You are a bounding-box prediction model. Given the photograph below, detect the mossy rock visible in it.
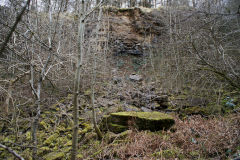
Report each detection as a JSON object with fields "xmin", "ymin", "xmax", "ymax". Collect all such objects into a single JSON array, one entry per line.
[{"xmin": 101, "ymin": 112, "xmax": 175, "ymax": 133}]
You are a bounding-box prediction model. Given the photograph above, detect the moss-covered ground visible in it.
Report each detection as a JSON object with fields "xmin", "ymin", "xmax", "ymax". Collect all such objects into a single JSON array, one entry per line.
[{"xmin": 0, "ymin": 89, "xmax": 239, "ymax": 159}]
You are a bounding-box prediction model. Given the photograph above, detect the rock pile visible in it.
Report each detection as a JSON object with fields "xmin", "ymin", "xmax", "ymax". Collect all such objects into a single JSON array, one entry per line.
[{"xmin": 128, "ymin": 90, "xmax": 172, "ymax": 111}]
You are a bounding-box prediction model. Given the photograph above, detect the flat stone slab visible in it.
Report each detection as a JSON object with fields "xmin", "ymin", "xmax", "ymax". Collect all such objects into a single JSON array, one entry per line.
[
  {"xmin": 101, "ymin": 112, "xmax": 175, "ymax": 133},
  {"xmin": 129, "ymin": 74, "xmax": 143, "ymax": 81}
]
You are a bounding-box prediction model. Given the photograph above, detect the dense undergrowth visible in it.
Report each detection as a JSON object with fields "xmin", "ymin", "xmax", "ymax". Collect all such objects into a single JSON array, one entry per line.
[{"xmin": 94, "ymin": 114, "xmax": 240, "ymax": 160}]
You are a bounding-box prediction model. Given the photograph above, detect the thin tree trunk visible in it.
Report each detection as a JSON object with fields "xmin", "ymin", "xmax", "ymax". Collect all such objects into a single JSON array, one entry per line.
[
  {"xmin": 71, "ymin": 1, "xmax": 85, "ymax": 159},
  {"xmin": 32, "ymin": 0, "xmax": 53, "ymax": 158},
  {"xmin": 91, "ymin": 82, "xmax": 103, "ymax": 140},
  {"xmin": 31, "ymin": 77, "xmax": 41, "ymax": 160},
  {"xmin": 3, "ymin": 81, "xmax": 12, "ymax": 115},
  {"xmin": 91, "ymin": 6, "xmax": 103, "ymax": 140}
]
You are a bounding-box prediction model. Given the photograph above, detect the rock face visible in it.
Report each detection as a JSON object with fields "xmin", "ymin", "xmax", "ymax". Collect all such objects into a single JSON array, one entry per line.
[
  {"xmin": 101, "ymin": 112, "xmax": 175, "ymax": 133},
  {"xmin": 107, "ymin": 7, "xmax": 166, "ymax": 56}
]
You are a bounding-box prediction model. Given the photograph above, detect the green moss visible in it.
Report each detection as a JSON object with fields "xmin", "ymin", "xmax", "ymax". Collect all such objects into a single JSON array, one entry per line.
[
  {"xmin": 109, "ymin": 123, "xmax": 129, "ymax": 133},
  {"xmin": 154, "ymin": 102, "xmax": 161, "ymax": 108},
  {"xmin": 91, "ymin": 149, "xmax": 103, "ymax": 157},
  {"xmin": 119, "ymin": 130, "xmax": 132, "ymax": 139},
  {"xmin": 44, "ymin": 111, "xmax": 51, "ymax": 114},
  {"xmin": 56, "ymin": 125, "xmax": 67, "ymax": 133},
  {"xmin": 62, "ymin": 147, "xmax": 71, "ymax": 152},
  {"xmin": 152, "ymin": 151, "xmax": 162, "ymax": 157},
  {"xmin": 40, "ymin": 147, "xmax": 51, "ymax": 151},
  {"xmin": 110, "ymin": 112, "xmax": 173, "ymax": 121},
  {"xmin": 77, "ymin": 154, "xmax": 83, "ymax": 159},
  {"xmin": 49, "ymin": 98, "xmax": 66, "ymax": 111},
  {"xmin": 79, "ymin": 123, "xmax": 92, "ymax": 134},
  {"xmin": 38, "ymin": 131, "xmax": 47, "ymax": 142},
  {"xmin": 0, "ymin": 151, "xmax": 14, "ymax": 159},
  {"xmin": 67, "ymin": 134, "xmax": 72, "ymax": 138},
  {"xmin": 64, "ymin": 140, "xmax": 72, "ymax": 147},
  {"xmin": 162, "ymin": 150, "xmax": 177, "ymax": 158},
  {"xmin": 25, "ymin": 131, "xmax": 31, "ymax": 140},
  {"xmin": 43, "ymin": 152, "xmax": 64, "ymax": 160},
  {"xmin": 3, "ymin": 136, "xmax": 14, "ymax": 143},
  {"xmin": 22, "ymin": 148, "xmax": 32, "ymax": 160},
  {"xmin": 66, "ymin": 94, "xmax": 73, "ymax": 100},
  {"xmin": 38, "ymin": 147, "xmax": 51, "ymax": 156},
  {"xmin": 55, "ymin": 136, "xmax": 69, "ymax": 148},
  {"xmin": 43, "ymin": 133, "xmax": 59, "ymax": 145},
  {"xmin": 84, "ymin": 89, "xmax": 92, "ymax": 96},
  {"xmin": 40, "ymin": 120, "xmax": 50, "ymax": 130}
]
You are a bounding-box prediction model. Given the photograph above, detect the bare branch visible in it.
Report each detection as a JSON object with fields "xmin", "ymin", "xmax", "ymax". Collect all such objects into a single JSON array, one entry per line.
[
  {"xmin": 0, "ymin": 0, "xmax": 31, "ymax": 57},
  {"xmin": 0, "ymin": 143, "xmax": 25, "ymax": 160}
]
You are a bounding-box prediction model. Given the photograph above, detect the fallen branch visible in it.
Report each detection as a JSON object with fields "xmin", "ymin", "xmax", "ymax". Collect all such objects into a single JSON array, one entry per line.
[{"xmin": 0, "ymin": 143, "xmax": 25, "ymax": 160}]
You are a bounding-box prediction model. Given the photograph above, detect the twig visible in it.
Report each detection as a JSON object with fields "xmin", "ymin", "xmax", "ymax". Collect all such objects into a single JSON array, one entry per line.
[
  {"xmin": 83, "ymin": 0, "xmax": 104, "ymax": 21},
  {"xmin": 0, "ymin": 143, "xmax": 25, "ymax": 160}
]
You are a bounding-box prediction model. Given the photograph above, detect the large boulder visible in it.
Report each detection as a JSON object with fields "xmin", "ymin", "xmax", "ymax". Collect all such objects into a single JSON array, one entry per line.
[{"xmin": 101, "ymin": 112, "xmax": 175, "ymax": 133}]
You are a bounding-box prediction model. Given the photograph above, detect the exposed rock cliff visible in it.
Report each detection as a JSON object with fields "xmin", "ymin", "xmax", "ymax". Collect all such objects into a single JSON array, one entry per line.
[{"xmin": 106, "ymin": 7, "xmax": 167, "ymax": 56}]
